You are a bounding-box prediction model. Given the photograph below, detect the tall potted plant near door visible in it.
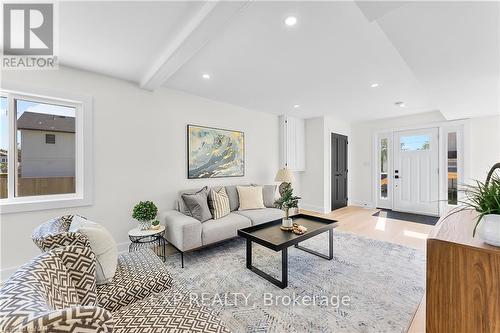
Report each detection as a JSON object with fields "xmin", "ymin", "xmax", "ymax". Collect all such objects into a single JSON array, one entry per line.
[{"xmin": 455, "ymin": 163, "xmax": 500, "ymax": 246}]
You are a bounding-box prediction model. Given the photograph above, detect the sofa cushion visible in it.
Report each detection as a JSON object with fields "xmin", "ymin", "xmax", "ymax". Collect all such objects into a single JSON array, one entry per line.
[
  {"xmin": 181, "ymin": 187, "xmax": 212, "ymax": 222},
  {"xmin": 237, "ymin": 185, "xmax": 265, "ymax": 210},
  {"xmin": 210, "ymin": 187, "xmax": 231, "ymax": 219},
  {"xmin": 97, "ymin": 248, "xmax": 173, "ymax": 312},
  {"xmin": 234, "ymin": 208, "xmax": 284, "ymax": 225},
  {"xmin": 113, "ymin": 285, "xmax": 229, "ymax": 333},
  {"xmin": 202, "ymin": 213, "xmax": 251, "ymax": 245},
  {"xmin": 262, "ymin": 184, "xmax": 278, "ymax": 208},
  {"xmin": 178, "ymin": 187, "xmax": 208, "ymax": 214},
  {"xmin": 0, "ymin": 247, "xmax": 113, "ymax": 333},
  {"xmin": 51, "ymin": 245, "xmax": 98, "ymax": 306},
  {"xmin": 69, "ymin": 215, "xmax": 118, "ymax": 285},
  {"xmin": 224, "ymin": 185, "xmax": 240, "ymax": 211},
  {"xmin": 32, "ymin": 215, "xmax": 91, "ymax": 252}
]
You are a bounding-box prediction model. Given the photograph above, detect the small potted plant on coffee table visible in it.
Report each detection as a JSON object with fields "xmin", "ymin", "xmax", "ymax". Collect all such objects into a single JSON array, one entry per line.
[
  {"xmin": 132, "ymin": 201, "xmax": 158, "ymax": 230},
  {"xmin": 274, "ymin": 183, "xmax": 301, "ymax": 228}
]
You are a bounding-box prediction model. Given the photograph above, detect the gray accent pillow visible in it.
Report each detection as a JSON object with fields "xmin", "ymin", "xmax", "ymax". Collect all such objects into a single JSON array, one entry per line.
[
  {"xmin": 263, "ymin": 185, "xmax": 277, "ymax": 208},
  {"xmin": 178, "ymin": 188, "xmax": 207, "ymax": 215},
  {"xmin": 224, "ymin": 185, "xmax": 240, "ymax": 212},
  {"xmin": 181, "ymin": 187, "xmax": 212, "ymax": 222}
]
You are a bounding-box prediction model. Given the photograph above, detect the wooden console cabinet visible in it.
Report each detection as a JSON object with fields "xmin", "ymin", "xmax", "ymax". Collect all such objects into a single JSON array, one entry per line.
[{"xmin": 426, "ymin": 210, "xmax": 500, "ymax": 333}]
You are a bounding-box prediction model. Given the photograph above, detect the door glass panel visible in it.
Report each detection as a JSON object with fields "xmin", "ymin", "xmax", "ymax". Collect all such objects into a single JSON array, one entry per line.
[
  {"xmin": 380, "ymin": 138, "xmax": 388, "ymax": 198},
  {"xmin": 15, "ymin": 99, "xmax": 76, "ymax": 197},
  {"xmin": 0, "ymin": 96, "xmax": 7, "ymax": 199},
  {"xmin": 447, "ymin": 132, "xmax": 458, "ymax": 205},
  {"xmin": 400, "ymin": 135, "xmax": 430, "ymax": 151}
]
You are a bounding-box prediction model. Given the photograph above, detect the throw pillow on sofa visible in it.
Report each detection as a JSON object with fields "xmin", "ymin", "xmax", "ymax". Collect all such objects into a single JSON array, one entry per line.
[
  {"xmin": 69, "ymin": 215, "xmax": 118, "ymax": 285},
  {"xmin": 210, "ymin": 187, "xmax": 231, "ymax": 219},
  {"xmin": 181, "ymin": 187, "xmax": 212, "ymax": 222},
  {"xmin": 251, "ymin": 184, "xmax": 277, "ymax": 208},
  {"xmin": 237, "ymin": 185, "xmax": 265, "ymax": 210}
]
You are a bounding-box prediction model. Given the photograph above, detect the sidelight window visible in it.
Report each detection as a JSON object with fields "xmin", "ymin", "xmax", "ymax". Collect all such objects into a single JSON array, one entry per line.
[
  {"xmin": 447, "ymin": 132, "xmax": 458, "ymax": 205},
  {"xmin": 380, "ymin": 138, "xmax": 388, "ymax": 198}
]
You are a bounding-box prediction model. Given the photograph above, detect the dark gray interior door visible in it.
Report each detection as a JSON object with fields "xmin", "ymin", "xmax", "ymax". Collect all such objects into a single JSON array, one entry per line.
[{"xmin": 331, "ymin": 133, "xmax": 348, "ymax": 211}]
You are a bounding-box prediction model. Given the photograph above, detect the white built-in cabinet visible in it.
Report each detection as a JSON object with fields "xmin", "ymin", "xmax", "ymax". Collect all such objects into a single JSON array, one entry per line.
[{"xmin": 279, "ymin": 115, "xmax": 305, "ymax": 171}]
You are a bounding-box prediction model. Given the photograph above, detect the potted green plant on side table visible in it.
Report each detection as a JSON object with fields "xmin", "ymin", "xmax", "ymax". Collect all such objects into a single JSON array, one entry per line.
[
  {"xmin": 132, "ymin": 201, "xmax": 158, "ymax": 230},
  {"xmin": 275, "ymin": 183, "xmax": 301, "ymax": 228}
]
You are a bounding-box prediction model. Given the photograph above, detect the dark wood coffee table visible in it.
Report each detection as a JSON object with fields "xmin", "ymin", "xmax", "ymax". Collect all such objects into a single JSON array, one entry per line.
[{"xmin": 237, "ymin": 214, "xmax": 337, "ymax": 288}]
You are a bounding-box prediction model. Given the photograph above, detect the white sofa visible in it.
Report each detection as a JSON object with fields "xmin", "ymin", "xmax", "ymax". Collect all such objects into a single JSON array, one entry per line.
[{"xmin": 161, "ymin": 185, "xmax": 284, "ymax": 266}]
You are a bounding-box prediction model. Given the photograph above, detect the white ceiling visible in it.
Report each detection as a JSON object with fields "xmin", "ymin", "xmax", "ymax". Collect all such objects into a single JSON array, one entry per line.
[{"xmin": 56, "ymin": 1, "xmax": 499, "ymax": 122}]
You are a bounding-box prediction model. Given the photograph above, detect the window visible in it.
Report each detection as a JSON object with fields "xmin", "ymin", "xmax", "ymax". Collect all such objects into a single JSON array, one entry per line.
[
  {"xmin": 45, "ymin": 134, "xmax": 56, "ymax": 144},
  {"xmin": 380, "ymin": 138, "xmax": 388, "ymax": 198},
  {"xmin": 15, "ymin": 99, "xmax": 76, "ymax": 197},
  {"xmin": 400, "ymin": 135, "xmax": 430, "ymax": 151},
  {"xmin": 0, "ymin": 87, "xmax": 92, "ymax": 213},
  {"xmin": 0, "ymin": 96, "xmax": 8, "ymax": 199},
  {"xmin": 447, "ymin": 132, "xmax": 458, "ymax": 205}
]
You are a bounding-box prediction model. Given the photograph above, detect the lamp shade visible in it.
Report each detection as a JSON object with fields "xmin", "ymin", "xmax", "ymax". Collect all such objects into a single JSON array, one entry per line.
[{"xmin": 275, "ymin": 168, "xmax": 295, "ymax": 183}]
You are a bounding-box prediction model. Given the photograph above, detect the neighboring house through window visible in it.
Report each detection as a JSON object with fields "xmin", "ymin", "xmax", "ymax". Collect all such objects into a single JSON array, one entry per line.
[{"xmin": 0, "ymin": 87, "xmax": 93, "ymax": 213}]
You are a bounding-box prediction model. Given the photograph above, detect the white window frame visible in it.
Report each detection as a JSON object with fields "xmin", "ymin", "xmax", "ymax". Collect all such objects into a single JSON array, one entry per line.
[
  {"xmin": 375, "ymin": 132, "xmax": 393, "ymax": 209},
  {"xmin": 372, "ymin": 120, "xmax": 466, "ymax": 216},
  {"xmin": 0, "ymin": 83, "xmax": 93, "ymax": 214},
  {"xmin": 439, "ymin": 124, "xmax": 464, "ymax": 215}
]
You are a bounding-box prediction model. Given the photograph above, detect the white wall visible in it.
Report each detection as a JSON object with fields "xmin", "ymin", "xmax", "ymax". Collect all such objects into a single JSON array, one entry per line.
[
  {"xmin": 299, "ymin": 115, "xmax": 351, "ymax": 213},
  {"xmin": 349, "ymin": 111, "xmax": 447, "ymax": 207},
  {"xmin": 21, "ymin": 130, "xmax": 76, "ymax": 177},
  {"xmin": 349, "ymin": 111, "xmax": 500, "ymax": 208},
  {"xmin": 299, "ymin": 117, "xmax": 325, "ymax": 212},
  {"xmin": 466, "ymin": 115, "xmax": 500, "ymax": 182},
  {"xmin": 0, "ymin": 66, "xmax": 280, "ymax": 279}
]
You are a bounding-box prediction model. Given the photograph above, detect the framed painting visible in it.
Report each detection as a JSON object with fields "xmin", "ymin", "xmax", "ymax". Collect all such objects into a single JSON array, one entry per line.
[{"xmin": 187, "ymin": 125, "xmax": 245, "ymax": 179}]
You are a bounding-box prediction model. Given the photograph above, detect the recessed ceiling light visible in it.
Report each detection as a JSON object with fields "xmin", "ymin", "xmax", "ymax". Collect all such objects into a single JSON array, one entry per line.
[
  {"xmin": 293, "ymin": 104, "xmax": 300, "ymax": 108},
  {"xmin": 285, "ymin": 16, "xmax": 297, "ymax": 26},
  {"xmin": 202, "ymin": 73, "xmax": 210, "ymax": 80},
  {"xmin": 370, "ymin": 83, "xmax": 379, "ymax": 88},
  {"xmin": 394, "ymin": 101, "xmax": 406, "ymax": 107}
]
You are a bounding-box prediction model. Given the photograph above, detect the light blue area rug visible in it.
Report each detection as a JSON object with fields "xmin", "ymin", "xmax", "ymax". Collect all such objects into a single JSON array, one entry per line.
[{"xmin": 164, "ymin": 231, "xmax": 425, "ymax": 333}]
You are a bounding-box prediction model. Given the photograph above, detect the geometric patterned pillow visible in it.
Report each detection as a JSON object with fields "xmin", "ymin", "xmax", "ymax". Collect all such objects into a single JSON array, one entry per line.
[
  {"xmin": 0, "ymin": 248, "xmax": 113, "ymax": 333},
  {"xmin": 97, "ymin": 249, "xmax": 173, "ymax": 312},
  {"xmin": 51, "ymin": 245, "xmax": 98, "ymax": 306},
  {"xmin": 32, "ymin": 215, "xmax": 91, "ymax": 252}
]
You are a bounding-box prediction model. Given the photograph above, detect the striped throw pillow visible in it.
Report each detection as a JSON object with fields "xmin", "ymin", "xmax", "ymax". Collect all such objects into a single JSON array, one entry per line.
[{"xmin": 211, "ymin": 187, "xmax": 230, "ymax": 219}]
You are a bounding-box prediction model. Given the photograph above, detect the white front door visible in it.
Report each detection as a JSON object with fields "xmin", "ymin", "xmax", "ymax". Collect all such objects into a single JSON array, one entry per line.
[{"xmin": 393, "ymin": 128, "xmax": 439, "ymax": 216}]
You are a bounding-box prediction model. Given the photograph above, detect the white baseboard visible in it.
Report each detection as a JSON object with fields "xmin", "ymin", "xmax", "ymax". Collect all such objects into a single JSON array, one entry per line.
[
  {"xmin": 300, "ymin": 203, "xmax": 329, "ymax": 214},
  {"xmin": 348, "ymin": 200, "xmax": 376, "ymax": 209},
  {"xmin": 117, "ymin": 241, "xmax": 129, "ymax": 254}
]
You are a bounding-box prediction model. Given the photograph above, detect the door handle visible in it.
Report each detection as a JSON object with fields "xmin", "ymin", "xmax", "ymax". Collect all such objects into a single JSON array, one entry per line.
[
  {"xmin": 335, "ymin": 173, "xmax": 342, "ymax": 176},
  {"xmin": 394, "ymin": 175, "xmax": 400, "ymax": 179}
]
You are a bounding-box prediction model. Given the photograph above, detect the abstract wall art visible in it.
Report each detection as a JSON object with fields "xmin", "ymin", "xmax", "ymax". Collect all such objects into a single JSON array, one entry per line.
[{"xmin": 187, "ymin": 125, "xmax": 244, "ymax": 179}]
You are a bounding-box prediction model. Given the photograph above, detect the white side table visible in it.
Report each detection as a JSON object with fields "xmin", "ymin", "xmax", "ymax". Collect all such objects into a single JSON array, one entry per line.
[{"xmin": 128, "ymin": 226, "xmax": 167, "ymax": 262}]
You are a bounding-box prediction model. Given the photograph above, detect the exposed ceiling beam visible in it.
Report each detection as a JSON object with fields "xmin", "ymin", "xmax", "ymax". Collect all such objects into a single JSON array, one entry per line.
[{"xmin": 140, "ymin": 0, "xmax": 250, "ymax": 91}]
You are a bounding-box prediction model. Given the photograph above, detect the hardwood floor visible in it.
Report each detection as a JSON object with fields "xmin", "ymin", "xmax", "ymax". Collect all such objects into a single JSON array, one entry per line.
[{"xmin": 301, "ymin": 206, "xmax": 432, "ymax": 333}]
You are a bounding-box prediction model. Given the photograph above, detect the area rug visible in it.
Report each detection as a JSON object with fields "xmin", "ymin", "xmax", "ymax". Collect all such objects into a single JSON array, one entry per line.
[{"xmin": 164, "ymin": 231, "xmax": 425, "ymax": 333}]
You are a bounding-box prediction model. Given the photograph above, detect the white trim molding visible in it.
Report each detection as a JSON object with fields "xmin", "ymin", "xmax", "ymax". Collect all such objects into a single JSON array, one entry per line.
[{"xmin": 0, "ymin": 82, "xmax": 94, "ymax": 214}]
